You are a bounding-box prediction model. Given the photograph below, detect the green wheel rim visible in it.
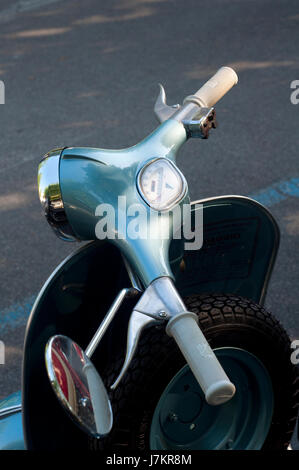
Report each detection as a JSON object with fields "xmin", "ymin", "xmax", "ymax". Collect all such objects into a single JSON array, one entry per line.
[{"xmin": 150, "ymin": 348, "xmax": 274, "ymax": 450}]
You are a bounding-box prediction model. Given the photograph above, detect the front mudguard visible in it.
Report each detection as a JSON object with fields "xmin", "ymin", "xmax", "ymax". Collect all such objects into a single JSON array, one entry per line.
[{"xmin": 22, "ymin": 196, "xmax": 279, "ymax": 449}]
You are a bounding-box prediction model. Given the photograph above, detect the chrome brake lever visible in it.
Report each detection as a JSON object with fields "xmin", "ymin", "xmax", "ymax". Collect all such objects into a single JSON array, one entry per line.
[
  {"xmin": 110, "ymin": 310, "xmax": 159, "ymax": 390},
  {"xmin": 110, "ymin": 277, "xmax": 185, "ymax": 390}
]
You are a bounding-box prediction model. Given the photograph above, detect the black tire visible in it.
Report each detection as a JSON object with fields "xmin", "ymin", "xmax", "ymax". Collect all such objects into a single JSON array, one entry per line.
[{"xmin": 90, "ymin": 293, "xmax": 299, "ymax": 451}]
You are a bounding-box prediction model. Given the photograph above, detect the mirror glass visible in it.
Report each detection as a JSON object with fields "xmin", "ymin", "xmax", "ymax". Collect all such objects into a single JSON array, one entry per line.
[{"xmin": 45, "ymin": 335, "xmax": 113, "ymax": 438}]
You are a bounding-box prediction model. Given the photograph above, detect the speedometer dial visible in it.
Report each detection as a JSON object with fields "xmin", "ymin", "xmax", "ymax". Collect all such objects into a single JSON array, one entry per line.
[{"xmin": 137, "ymin": 158, "xmax": 186, "ymax": 211}]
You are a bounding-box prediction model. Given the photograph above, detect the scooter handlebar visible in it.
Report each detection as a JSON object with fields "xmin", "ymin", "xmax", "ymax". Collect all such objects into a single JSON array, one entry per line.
[
  {"xmin": 184, "ymin": 66, "xmax": 238, "ymax": 108},
  {"xmin": 166, "ymin": 311, "xmax": 236, "ymax": 405}
]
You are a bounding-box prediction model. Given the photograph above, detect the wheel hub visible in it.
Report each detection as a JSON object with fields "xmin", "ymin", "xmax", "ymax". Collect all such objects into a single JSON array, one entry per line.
[{"xmin": 150, "ymin": 348, "xmax": 274, "ymax": 450}]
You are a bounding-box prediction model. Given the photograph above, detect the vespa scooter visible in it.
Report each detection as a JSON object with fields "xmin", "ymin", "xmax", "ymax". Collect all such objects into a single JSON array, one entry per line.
[{"xmin": 0, "ymin": 66, "xmax": 298, "ymax": 450}]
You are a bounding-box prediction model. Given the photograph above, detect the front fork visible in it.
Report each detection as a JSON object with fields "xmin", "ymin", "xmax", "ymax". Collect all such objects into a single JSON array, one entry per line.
[{"xmin": 87, "ymin": 276, "xmax": 235, "ymax": 406}]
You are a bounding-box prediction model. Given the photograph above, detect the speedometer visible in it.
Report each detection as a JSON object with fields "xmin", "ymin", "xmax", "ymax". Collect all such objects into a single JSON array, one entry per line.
[{"xmin": 137, "ymin": 158, "xmax": 187, "ymax": 211}]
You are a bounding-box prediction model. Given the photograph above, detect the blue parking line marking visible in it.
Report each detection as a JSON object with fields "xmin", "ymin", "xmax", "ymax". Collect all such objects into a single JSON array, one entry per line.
[
  {"xmin": 0, "ymin": 295, "xmax": 35, "ymax": 335},
  {"xmin": 249, "ymin": 188, "xmax": 286, "ymax": 207},
  {"xmin": 249, "ymin": 177, "xmax": 299, "ymax": 207}
]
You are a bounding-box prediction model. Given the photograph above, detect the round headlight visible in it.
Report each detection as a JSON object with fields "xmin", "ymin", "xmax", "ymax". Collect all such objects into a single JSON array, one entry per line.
[{"xmin": 38, "ymin": 148, "xmax": 78, "ymax": 241}]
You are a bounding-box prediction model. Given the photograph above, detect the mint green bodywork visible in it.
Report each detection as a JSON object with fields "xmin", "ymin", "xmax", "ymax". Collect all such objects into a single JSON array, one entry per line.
[
  {"xmin": 60, "ymin": 120, "xmax": 187, "ymax": 286},
  {"xmin": 0, "ymin": 392, "xmax": 24, "ymax": 450}
]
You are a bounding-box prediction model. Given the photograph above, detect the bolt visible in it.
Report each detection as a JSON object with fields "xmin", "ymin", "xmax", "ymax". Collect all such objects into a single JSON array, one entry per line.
[
  {"xmin": 168, "ymin": 412, "xmax": 178, "ymax": 422},
  {"xmin": 79, "ymin": 397, "xmax": 89, "ymax": 407},
  {"xmin": 159, "ymin": 310, "xmax": 167, "ymax": 318},
  {"xmin": 225, "ymin": 439, "xmax": 234, "ymax": 449}
]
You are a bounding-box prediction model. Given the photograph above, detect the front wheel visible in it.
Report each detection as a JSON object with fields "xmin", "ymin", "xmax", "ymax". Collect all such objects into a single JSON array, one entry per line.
[{"xmin": 91, "ymin": 294, "xmax": 299, "ymax": 451}]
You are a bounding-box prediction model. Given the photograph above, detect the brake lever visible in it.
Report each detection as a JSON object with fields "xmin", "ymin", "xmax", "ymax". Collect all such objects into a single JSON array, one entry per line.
[
  {"xmin": 110, "ymin": 277, "xmax": 184, "ymax": 390},
  {"xmin": 110, "ymin": 310, "xmax": 160, "ymax": 390}
]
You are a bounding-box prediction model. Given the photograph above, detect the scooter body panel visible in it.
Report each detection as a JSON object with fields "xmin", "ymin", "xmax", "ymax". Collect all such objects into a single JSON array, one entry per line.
[
  {"xmin": 0, "ymin": 392, "xmax": 24, "ymax": 450},
  {"xmin": 18, "ymin": 195, "xmax": 278, "ymax": 449},
  {"xmin": 175, "ymin": 195, "xmax": 279, "ymax": 305}
]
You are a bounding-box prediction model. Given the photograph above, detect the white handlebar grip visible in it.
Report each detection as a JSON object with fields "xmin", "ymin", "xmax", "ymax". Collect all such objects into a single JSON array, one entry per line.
[
  {"xmin": 185, "ymin": 66, "xmax": 238, "ymax": 108},
  {"xmin": 166, "ymin": 312, "xmax": 236, "ymax": 405}
]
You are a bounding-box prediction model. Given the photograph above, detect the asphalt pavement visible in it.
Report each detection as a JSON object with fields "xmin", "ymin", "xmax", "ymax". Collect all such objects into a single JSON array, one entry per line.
[{"xmin": 0, "ymin": 0, "xmax": 298, "ymax": 448}]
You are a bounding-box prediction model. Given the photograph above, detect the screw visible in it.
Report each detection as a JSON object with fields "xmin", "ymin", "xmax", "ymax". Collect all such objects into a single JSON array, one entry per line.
[
  {"xmin": 225, "ymin": 439, "xmax": 234, "ymax": 449},
  {"xmin": 168, "ymin": 412, "xmax": 178, "ymax": 422},
  {"xmin": 159, "ymin": 310, "xmax": 167, "ymax": 318},
  {"xmin": 79, "ymin": 397, "xmax": 89, "ymax": 407}
]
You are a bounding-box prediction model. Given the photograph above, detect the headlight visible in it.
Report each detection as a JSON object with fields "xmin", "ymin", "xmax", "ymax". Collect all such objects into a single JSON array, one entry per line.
[
  {"xmin": 38, "ymin": 148, "xmax": 77, "ymax": 241},
  {"xmin": 137, "ymin": 158, "xmax": 187, "ymax": 211}
]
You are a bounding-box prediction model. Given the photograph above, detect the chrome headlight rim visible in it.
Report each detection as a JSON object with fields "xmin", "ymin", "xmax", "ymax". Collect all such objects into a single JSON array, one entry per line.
[{"xmin": 38, "ymin": 147, "xmax": 78, "ymax": 242}]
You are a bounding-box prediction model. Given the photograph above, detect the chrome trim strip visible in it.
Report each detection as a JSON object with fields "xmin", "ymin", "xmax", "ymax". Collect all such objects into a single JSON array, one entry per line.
[{"xmin": 0, "ymin": 404, "xmax": 22, "ymax": 419}]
